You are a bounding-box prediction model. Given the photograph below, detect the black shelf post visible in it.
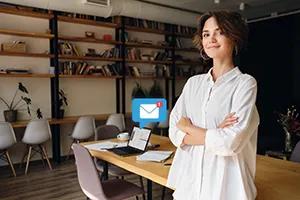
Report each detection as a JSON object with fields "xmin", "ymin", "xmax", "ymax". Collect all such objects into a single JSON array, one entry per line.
[
  {"xmin": 120, "ymin": 17, "xmax": 126, "ymax": 115},
  {"xmin": 171, "ymin": 25, "xmax": 177, "ymax": 107},
  {"xmin": 50, "ymin": 11, "xmax": 61, "ymax": 164},
  {"xmin": 115, "ymin": 18, "xmax": 121, "ymax": 113}
]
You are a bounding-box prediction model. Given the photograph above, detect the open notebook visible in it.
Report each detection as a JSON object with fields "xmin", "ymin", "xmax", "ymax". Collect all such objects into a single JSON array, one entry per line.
[{"xmin": 136, "ymin": 150, "xmax": 173, "ymax": 162}]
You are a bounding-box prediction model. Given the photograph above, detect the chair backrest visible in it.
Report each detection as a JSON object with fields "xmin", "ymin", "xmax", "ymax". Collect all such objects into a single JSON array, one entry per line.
[
  {"xmin": 0, "ymin": 122, "xmax": 17, "ymax": 150},
  {"xmin": 95, "ymin": 125, "xmax": 120, "ymax": 141},
  {"xmin": 72, "ymin": 144, "xmax": 107, "ymax": 200},
  {"xmin": 290, "ymin": 141, "xmax": 300, "ymax": 163},
  {"xmin": 157, "ymin": 110, "xmax": 170, "ymax": 129},
  {"xmin": 106, "ymin": 113, "xmax": 126, "ymax": 132},
  {"xmin": 22, "ymin": 119, "xmax": 51, "ymax": 145},
  {"xmin": 144, "ymin": 122, "xmax": 157, "ymax": 129},
  {"xmin": 72, "ymin": 116, "xmax": 96, "ymax": 140}
]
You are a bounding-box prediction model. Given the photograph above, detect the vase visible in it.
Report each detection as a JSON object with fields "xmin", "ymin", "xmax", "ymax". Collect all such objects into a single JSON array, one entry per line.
[
  {"xmin": 284, "ymin": 129, "xmax": 293, "ymax": 153},
  {"xmin": 3, "ymin": 110, "xmax": 17, "ymax": 122}
]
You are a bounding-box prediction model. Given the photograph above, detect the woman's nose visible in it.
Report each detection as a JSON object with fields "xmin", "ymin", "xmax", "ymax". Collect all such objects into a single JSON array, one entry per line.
[{"xmin": 209, "ymin": 34, "xmax": 217, "ymax": 43}]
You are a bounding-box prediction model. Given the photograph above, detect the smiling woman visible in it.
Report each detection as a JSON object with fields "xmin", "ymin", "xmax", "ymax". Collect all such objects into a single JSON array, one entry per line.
[{"xmin": 167, "ymin": 11, "xmax": 260, "ymax": 200}]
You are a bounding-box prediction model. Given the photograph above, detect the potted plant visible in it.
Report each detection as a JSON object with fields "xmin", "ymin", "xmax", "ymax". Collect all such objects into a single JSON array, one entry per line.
[
  {"xmin": 149, "ymin": 81, "xmax": 163, "ymax": 98},
  {"xmin": 58, "ymin": 89, "xmax": 68, "ymax": 118},
  {"xmin": 0, "ymin": 82, "xmax": 42, "ymax": 122},
  {"xmin": 131, "ymin": 82, "xmax": 147, "ymax": 98}
]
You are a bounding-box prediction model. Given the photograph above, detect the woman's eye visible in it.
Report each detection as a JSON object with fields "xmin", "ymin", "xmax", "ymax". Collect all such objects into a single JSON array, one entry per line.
[{"xmin": 202, "ymin": 33, "xmax": 209, "ymax": 38}]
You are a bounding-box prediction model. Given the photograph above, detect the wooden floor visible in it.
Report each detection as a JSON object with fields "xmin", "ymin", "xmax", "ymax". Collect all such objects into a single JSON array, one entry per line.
[{"xmin": 0, "ymin": 159, "xmax": 173, "ymax": 200}]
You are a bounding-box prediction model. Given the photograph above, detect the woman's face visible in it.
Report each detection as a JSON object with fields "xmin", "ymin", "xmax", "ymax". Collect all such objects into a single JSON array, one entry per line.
[{"xmin": 202, "ymin": 17, "xmax": 234, "ymax": 60}]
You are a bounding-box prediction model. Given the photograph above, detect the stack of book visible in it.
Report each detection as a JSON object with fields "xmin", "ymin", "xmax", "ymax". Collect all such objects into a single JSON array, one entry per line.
[
  {"xmin": 59, "ymin": 61, "xmax": 121, "ymax": 76},
  {"xmin": 58, "ymin": 42, "xmax": 81, "ymax": 56}
]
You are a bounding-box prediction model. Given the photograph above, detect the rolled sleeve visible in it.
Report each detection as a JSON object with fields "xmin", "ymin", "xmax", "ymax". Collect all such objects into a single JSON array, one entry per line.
[{"xmin": 205, "ymin": 76, "xmax": 259, "ymax": 156}]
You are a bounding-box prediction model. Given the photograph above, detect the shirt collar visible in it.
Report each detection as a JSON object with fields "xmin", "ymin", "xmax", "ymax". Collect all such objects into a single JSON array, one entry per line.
[{"xmin": 206, "ymin": 67, "xmax": 241, "ymax": 85}]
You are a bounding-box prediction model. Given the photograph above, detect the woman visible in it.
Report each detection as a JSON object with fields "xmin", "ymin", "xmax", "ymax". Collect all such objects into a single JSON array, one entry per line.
[{"xmin": 167, "ymin": 11, "xmax": 259, "ymax": 200}]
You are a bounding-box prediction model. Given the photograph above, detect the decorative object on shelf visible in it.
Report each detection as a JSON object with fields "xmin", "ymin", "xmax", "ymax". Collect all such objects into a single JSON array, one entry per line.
[
  {"xmin": 103, "ymin": 34, "xmax": 112, "ymax": 41},
  {"xmin": 1, "ymin": 41, "xmax": 26, "ymax": 53},
  {"xmin": 0, "ymin": 82, "xmax": 42, "ymax": 122},
  {"xmin": 276, "ymin": 105, "xmax": 300, "ymax": 153},
  {"xmin": 58, "ymin": 89, "xmax": 68, "ymax": 118},
  {"xmin": 85, "ymin": 31, "xmax": 95, "ymax": 38}
]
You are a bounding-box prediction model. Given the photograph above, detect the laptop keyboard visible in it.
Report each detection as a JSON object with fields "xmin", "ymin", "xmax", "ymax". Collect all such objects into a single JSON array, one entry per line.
[{"xmin": 110, "ymin": 146, "xmax": 142, "ymax": 155}]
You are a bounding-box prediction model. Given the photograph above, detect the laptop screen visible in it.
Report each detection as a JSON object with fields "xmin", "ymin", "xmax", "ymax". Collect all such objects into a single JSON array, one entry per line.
[{"xmin": 128, "ymin": 127, "xmax": 151, "ymax": 151}]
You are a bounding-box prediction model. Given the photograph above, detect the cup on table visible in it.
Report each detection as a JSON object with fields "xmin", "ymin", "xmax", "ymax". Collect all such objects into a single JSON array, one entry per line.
[{"xmin": 117, "ymin": 132, "xmax": 129, "ymax": 141}]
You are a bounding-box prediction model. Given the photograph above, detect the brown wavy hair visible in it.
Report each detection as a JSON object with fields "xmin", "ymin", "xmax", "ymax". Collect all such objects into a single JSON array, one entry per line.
[{"xmin": 193, "ymin": 11, "xmax": 248, "ymax": 58}]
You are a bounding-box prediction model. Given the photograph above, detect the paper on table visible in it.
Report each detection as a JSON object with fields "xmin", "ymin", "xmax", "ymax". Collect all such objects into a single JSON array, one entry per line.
[
  {"xmin": 136, "ymin": 150, "xmax": 173, "ymax": 162},
  {"xmin": 84, "ymin": 141, "xmax": 127, "ymax": 151}
]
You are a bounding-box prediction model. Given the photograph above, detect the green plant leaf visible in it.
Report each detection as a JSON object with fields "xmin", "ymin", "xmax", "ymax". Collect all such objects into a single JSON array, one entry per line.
[
  {"xmin": 59, "ymin": 89, "xmax": 68, "ymax": 106},
  {"xmin": 132, "ymin": 82, "xmax": 147, "ymax": 98},
  {"xmin": 149, "ymin": 81, "xmax": 163, "ymax": 98},
  {"xmin": 27, "ymin": 106, "xmax": 31, "ymax": 116},
  {"xmin": 36, "ymin": 108, "xmax": 43, "ymax": 119},
  {"xmin": 21, "ymin": 96, "xmax": 32, "ymax": 105},
  {"xmin": 18, "ymin": 82, "xmax": 29, "ymax": 94}
]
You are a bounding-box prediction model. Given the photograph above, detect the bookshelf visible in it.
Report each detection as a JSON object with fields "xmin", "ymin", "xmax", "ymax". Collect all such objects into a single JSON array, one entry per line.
[
  {"xmin": 0, "ymin": 6, "xmax": 57, "ymax": 163},
  {"xmin": 0, "ymin": 51, "xmax": 54, "ymax": 58},
  {"xmin": 0, "ymin": 6, "xmax": 53, "ymax": 19},
  {"xmin": 0, "ymin": 4, "xmax": 205, "ymax": 163},
  {"xmin": 0, "ymin": 28, "xmax": 54, "ymax": 38}
]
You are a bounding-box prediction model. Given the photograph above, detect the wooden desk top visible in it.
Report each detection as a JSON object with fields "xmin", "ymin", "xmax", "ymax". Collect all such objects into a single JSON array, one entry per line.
[
  {"xmin": 87, "ymin": 135, "xmax": 300, "ymax": 200},
  {"xmin": 88, "ymin": 134, "xmax": 176, "ymax": 187},
  {"xmin": 10, "ymin": 114, "xmax": 110, "ymax": 128}
]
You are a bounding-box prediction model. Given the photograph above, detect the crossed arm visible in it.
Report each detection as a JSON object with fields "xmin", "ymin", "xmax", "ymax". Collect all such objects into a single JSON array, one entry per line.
[{"xmin": 177, "ymin": 113, "xmax": 238, "ymax": 146}]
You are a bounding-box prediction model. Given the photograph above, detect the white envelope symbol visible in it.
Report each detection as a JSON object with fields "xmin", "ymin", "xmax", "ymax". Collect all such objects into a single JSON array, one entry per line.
[{"xmin": 140, "ymin": 104, "xmax": 159, "ymax": 119}]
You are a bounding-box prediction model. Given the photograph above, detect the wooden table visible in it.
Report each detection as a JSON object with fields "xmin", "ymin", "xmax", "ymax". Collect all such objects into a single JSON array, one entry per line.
[{"xmin": 87, "ymin": 135, "xmax": 300, "ymax": 200}]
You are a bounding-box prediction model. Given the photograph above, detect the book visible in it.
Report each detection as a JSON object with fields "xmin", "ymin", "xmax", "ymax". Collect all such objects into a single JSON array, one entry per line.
[{"xmin": 136, "ymin": 150, "xmax": 173, "ymax": 163}]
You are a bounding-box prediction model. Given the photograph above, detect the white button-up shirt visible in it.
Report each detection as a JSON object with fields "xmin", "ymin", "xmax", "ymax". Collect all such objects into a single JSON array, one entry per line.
[{"xmin": 167, "ymin": 67, "xmax": 259, "ymax": 200}]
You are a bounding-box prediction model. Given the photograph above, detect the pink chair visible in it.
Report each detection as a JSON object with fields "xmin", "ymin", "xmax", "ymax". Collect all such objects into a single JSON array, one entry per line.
[
  {"xmin": 72, "ymin": 143, "xmax": 144, "ymax": 200},
  {"xmin": 290, "ymin": 141, "xmax": 300, "ymax": 163}
]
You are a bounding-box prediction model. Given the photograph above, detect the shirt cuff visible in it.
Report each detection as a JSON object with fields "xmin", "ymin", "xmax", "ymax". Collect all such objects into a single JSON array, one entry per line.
[
  {"xmin": 174, "ymin": 130, "xmax": 186, "ymax": 147},
  {"xmin": 205, "ymin": 128, "xmax": 219, "ymax": 150}
]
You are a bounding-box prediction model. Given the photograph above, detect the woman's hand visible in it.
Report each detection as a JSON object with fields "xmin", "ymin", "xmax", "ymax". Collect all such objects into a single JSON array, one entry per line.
[
  {"xmin": 218, "ymin": 112, "xmax": 238, "ymax": 128},
  {"xmin": 177, "ymin": 117, "xmax": 206, "ymax": 146},
  {"xmin": 176, "ymin": 117, "xmax": 192, "ymax": 133}
]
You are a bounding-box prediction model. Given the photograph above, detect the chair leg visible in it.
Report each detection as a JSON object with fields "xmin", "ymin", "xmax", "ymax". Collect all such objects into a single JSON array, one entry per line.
[
  {"xmin": 20, "ymin": 145, "xmax": 29, "ymax": 169},
  {"xmin": 66, "ymin": 139, "xmax": 76, "ymax": 160},
  {"xmin": 135, "ymin": 196, "xmax": 139, "ymax": 200},
  {"xmin": 25, "ymin": 146, "xmax": 32, "ymax": 175},
  {"xmin": 139, "ymin": 176, "xmax": 146, "ymax": 200},
  {"xmin": 5, "ymin": 151, "xmax": 16, "ymax": 177},
  {"xmin": 38, "ymin": 145, "xmax": 46, "ymax": 167},
  {"xmin": 41, "ymin": 145, "xmax": 52, "ymax": 170},
  {"xmin": 161, "ymin": 186, "xmax": 166, "ymax": 200}
]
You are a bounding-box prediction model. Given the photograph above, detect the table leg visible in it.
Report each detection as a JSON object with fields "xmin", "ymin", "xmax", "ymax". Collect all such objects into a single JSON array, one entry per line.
[
  {"xmin": 51, "ymin": 125, "xmax": 61, "ymax": 164},
  {"xmin": 147, "ymin": 179, "xmax": 152, "ymax": 200},
  {"xmin": 102, "ymin": 161, "xmax": 108, "ymax": 180}
]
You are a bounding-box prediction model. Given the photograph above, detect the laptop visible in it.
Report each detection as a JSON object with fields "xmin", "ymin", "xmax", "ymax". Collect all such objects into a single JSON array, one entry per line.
[{"xmin": 108, "ymin": 126, "xmax": 151, "ymax": 156}]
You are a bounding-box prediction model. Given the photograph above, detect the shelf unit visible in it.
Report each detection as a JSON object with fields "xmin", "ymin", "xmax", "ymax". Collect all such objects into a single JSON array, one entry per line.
[
  {"xmin": 0, "ymin": 4, "xmax": 202, "ymax": 163},
  {"xmin": 0, "ymin": 6, "xmax": 60, "ymax": 162}
]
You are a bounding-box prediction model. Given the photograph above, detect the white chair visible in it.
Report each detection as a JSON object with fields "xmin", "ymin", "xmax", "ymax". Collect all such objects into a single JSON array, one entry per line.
[
  {"xmin": 0, "ymin": 122, "xmax": 17, "ymax": 177},
  {"xmin": 106, "ymin": 113, "xmax": 126, "ymax": 132},
  {"xmin": 21, "ymin": 119, "xmax": 52, "ymax": 175},
  {"xmin": 67, "ymin": 116, "xmax": 96, "ymax": 158}
]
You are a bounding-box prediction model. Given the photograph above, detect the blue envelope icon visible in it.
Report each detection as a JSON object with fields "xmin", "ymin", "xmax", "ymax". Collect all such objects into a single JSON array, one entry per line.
[
  {"xmin": 132, "ymin": 98, "xmax": 167, "ymax": 128},
  {"xmin": 140, "ymin": 104, "xmax": 159, "ymax": 119}
]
